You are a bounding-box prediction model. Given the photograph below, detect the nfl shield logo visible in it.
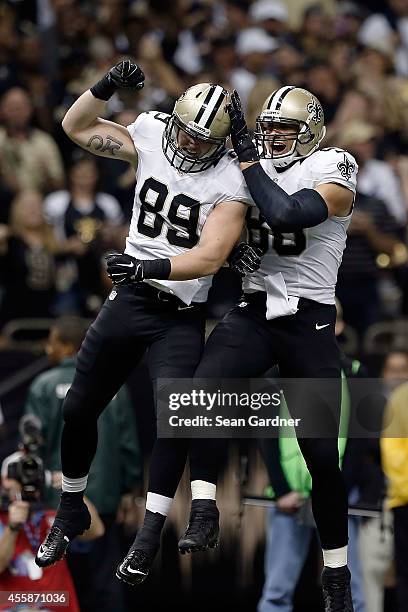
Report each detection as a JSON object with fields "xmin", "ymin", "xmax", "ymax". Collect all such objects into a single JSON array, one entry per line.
[{"xmin": 109, "ymin": 290, "xmax": 117, "ymax": 301}]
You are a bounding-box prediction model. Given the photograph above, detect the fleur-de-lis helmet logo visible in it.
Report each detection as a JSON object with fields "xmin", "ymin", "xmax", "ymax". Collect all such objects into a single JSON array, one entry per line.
[
  {"xmin": 337, "ymin": 154, "xmax": 356, "ymax": 180},
  {"xmin": 307, "ymin": 100, "xmax": 323, "ymax": 125}
]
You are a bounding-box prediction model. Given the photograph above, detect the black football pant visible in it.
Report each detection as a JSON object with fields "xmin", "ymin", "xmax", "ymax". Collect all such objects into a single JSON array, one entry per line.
[
  {"xmin": 61, "ymin": 283, "xmax": 205, "ymax": 499},
  {"xmin": 192, "ymin": 292, "xmax": 348, "ymax": 550}
]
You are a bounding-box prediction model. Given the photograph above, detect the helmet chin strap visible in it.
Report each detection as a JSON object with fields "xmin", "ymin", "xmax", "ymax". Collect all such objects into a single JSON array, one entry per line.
[{"xmin": 270, "ymin": 151, "xmax": 298, "ymax": 168}]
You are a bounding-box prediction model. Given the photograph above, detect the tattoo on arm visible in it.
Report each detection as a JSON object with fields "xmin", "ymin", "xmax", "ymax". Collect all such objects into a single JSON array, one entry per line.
[{"xmin": 86, "ymin": 134, "xmax": 123, "ymax": 156}]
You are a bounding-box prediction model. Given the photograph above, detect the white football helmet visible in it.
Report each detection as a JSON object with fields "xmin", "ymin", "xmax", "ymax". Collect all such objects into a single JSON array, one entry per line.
[
  {"xmin": 255, "ymin": 86, "xmax": 326, "ymax": 168},
  {"xmin": 163, "ymin": 83, "xmax": 230, "ymax": 173}
]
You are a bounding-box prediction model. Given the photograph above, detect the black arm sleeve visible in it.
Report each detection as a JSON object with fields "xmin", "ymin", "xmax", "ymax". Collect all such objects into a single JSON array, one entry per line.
[
  {"xmin": 243, "ymin": 163, "xmax": 329, "ymax": 231},
  {"xmin": 259, "ymin": 438, "xmax": 292, "ymax": 498}
]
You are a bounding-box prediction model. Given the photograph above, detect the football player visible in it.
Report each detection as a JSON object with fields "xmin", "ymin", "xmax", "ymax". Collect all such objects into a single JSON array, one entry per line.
[
  {"xmin": 34, "ymin": 61, "xmax": 257, "ymax": 582},
  {"xmin": 181, "ymin": 88, "xmax": 358, "ymax": 611}
]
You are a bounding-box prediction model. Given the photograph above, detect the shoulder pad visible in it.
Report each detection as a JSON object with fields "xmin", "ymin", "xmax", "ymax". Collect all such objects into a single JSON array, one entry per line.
[{"xmin": 146, "ymin": 111, "xmax": 170, "ymax": 125}]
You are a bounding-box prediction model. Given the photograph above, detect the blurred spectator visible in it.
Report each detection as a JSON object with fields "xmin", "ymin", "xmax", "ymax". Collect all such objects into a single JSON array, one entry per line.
[
  {"xmin": 0, "ymin": 190, "xmax": 58, "ymax": 329},
  {"xmin": 137, "ymin": 34, "xmax": 185, "ymax": 109},
  {"xmin": 382, "ymin": 349, "xmax": 408, "ymax": 395},
  {"xmin": 305, "ymin": 61, "xmax": 343, "ymax": 123},
  {"xmin": 334, "ymin": 1, "xmax": 366, "ymax": 41},
  {"xmin": 328, "ymin": 41, "xmax": 358, "ymax": 86},
  {"xmin": 340, "ymin": 120, "xmax": 407, "ymax": 227},
  {"xmin": 97, "ymin": 109, "xmax": 138, "ymax": 222},
  {"xmin": 24, "ymin": 316, "xmax": 142, "ymax": 612},
  {"xmin": 326, "ymin": 90, "xmax": 385, "ymax": 143},
  {"xmin": 65, "ymin": 36, "xmax": 117, "ymax": 101},
  {"xmin": 355, "ymin": 351, "xmax": 402, "ymax": 612},
  {"xmin": 248, "ymin": 0, "xmax": 290, "ymax": 40},
  {"xmin": 94, "ymin": 0, "xmax": 129, "ymax": 48},
  {"xmin": 0, "ymin": 4, "xmax": 19, "ymax": 96},
  {"xmin": 271, "ymin": 43, "xmax": 304, "ymax": 84},
  {"xmin": 336, "ymin": 189, "xmax": 405, "ymax": 336},
  {"xmin": 246, "ymin": 76, "xmax": 281, "ymax": 130},
  {"xmin": 207, "ymin": 36, "xmax": 238, "ymax": 92},
  {"xmin": 0, "ymin": 450, "xmax": 104, "ymax": 612},
  {"xmin": 298, "ymin": 4, "xmax": 333, "ymax": 61},
  {"xmin": 358, "ymin": 0, "xmax": 408, "ymax": 77},
  {"xmin": 172, "ymin": 2, "xmax": 215, "ymax": 76},
  {"xmin": 16, "ymin": 31, "xmax": 55, "ymax": 134},
  {"xmin": 224, "ymin": 0, "xmax": 251, "ymax": 34},
  {"xmin": 44, "ymin": 156, "xmax": 124, "ymax": 315},
  {"xmin": 39, "ymin": 1, "xmax": 92, "ymax": 87},
  {"xmin": 0, "ymin": 87, "xmax": 64, "ymax": 195},
  {"xmin": 381, "ymin": 379, "xmax": 408, "ymax": 612},
  {"xmin": 232, "ymin": 28, "xmax": 278, "ymax": 108}
]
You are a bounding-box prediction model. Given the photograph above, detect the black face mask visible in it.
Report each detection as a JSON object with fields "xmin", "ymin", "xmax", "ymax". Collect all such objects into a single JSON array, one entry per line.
[{"xmin": 162, "ymin": 116, "xmax": 226, "ymax": 173}]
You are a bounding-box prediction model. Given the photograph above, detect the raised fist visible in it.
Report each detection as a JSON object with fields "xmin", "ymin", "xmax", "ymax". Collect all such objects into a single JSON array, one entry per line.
[
  {"xmin": 90, "ymin": 60, "xmax": 145, "ymax": 101},
  {"xmin": 108, "ymin": 60, "xmax": 145, "ymax": 91}
]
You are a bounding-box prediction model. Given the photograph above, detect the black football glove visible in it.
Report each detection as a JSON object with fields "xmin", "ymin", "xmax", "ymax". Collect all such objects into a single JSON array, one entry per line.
[
  {"xmin": 227, "ymin": 90, "xmax": 259, "ymax": 163},
  {"xmin": 105, "ymin": 253, "xmax": 144, "ymax": 285},
  {"xmin": 105, "ymin": 253, "xmax": 171, "ymax": 285},
  {"xmin": 90, "ymin": 60, "xmax": 145, "ymax": 101},
  {"xmin": 228, "ymin": 243, "xmax": 262, "ymax": 276}
]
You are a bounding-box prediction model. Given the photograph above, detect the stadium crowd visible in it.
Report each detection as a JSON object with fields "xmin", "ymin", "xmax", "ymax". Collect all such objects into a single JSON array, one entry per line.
[{"xmin": 0, "ymin": 0, "xmax": 408, "ymax": 610}]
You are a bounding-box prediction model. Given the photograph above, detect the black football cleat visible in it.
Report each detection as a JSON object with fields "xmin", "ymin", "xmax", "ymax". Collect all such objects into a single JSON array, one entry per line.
[
  {"xmin": 116, "ymin": 510, "xmax": 164, "ymax": 586},
  {"xmin": 322, "ymin": 566, "xmax": 354, "ymax": 612},
  {"xmin": 35, "ymin": 495, "xmax": 91, "ymax": 568},
  {"xmin": 116, "ymin": 548, "xmax": 156, "ymax": 586},
  {"xmin": 178, "ymin": 500, "xmax": 220, "ymax": 554},
  {"xmin": 35, "ymin": 526, "xmax": 70, "ymax": 567}
]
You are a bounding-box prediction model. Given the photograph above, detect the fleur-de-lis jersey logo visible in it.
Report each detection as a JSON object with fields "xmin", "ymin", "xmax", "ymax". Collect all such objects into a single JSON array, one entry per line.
[
  {"xmin": 337, "ymin": 154, "xmax": 356, "ymax": 180},
  {"xmin": 307, "ymin": 100, "xmax": 323, "ymax": 125}
]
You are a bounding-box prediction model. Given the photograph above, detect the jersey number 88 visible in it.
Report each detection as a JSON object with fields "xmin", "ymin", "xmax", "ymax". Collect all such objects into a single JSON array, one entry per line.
[{"xmin": 246, "ymin": 208, "xmax": 306, "ymax": 256}]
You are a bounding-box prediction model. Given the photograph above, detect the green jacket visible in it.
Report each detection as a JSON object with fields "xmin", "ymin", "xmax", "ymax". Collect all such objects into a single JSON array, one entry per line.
[
  {"xmin": 265, "ymin": 361, "xmax": 360, "ymax": 499},
  {"xmin": 24, "ymin": 358, "xmax": 141, "ymax": 514}
]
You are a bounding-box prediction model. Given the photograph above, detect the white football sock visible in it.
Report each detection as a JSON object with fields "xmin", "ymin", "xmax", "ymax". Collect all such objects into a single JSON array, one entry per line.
[
  {"xmin": 191, "ymin": 480, "xmax": 216, "ymax": 500},
  {"xmin": 146, "ymin": 492, "xmax": 173, "ymax": 516},
  {"xmin": 323, "ymin": 545, "xmax": 348, "ymax": 568},
  {"xmin": 62, "ymin": 474, "xmax": 88, "ymax": 493}
]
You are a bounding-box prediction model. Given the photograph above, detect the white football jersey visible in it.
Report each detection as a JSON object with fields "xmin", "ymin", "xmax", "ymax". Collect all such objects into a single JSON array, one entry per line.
[
  {"xmin": 244, "ymin": 148, "xmax": 358, "ymax": 312},
  {"xmin": 126, "ymin": 111, "xmax": 251, "ymax": 304}
]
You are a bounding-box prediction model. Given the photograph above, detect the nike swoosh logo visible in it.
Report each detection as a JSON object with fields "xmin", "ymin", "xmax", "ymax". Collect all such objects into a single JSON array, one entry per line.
[
  {"xmin": 315, "ymin": 323, "xmax": 330, "ymax": 330},
  {"xmin": 37, "ymin": 545, "xmax": 46, "ymax": 558},
  {"xmin": 126, "ymin": 567, "xmax": 147, "ymax": 575},
  {"xmin": 117, "ymin": 262, "xmax": 134, "ymax": 268}
]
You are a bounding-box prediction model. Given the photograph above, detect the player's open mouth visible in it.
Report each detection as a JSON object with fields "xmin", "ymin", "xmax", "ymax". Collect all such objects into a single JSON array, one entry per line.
[{"xmin": 271, "ymin": 142, "xmax": 287, "ymax": 154}]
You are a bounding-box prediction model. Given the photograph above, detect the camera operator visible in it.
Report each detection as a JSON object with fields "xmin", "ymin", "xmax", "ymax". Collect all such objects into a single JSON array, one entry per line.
[{"xmin": 0, "ymin": 434, "xmax": 104, "ymax": 612}]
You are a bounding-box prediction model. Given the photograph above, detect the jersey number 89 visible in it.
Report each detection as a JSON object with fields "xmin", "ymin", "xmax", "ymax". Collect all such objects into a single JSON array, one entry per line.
[{"xmin": 137, "ymin": 177, "xmax": 200, "ymax": 248}]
